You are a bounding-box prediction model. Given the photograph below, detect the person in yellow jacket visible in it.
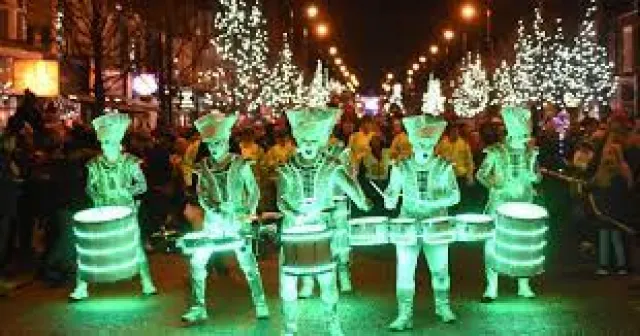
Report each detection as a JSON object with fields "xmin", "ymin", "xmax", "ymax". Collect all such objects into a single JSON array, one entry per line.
[
  {"xmin": 437, "ymin": 124, "xmax": 475, "ymax": 185},
  {"xmin": 348, "ymin": 119, "xmax": 376, "ymax": 172},
  {"xmin": 239, "ymin": 131, "xmax": 264, "ymax": 162},
  {"xmin": 389, "ymin": 119, "xmax": 413, "ymax": 162}
]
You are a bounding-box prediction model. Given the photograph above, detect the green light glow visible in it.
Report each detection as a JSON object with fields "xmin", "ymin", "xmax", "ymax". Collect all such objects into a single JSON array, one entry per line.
[
  {"xmin": 495, "ymin": 240, "xmax": 546, "ymax": 251},
  {"xmin": 496, "ymin": 226, "xmax": 548, "ymax": 237},
  {"xmin": 492, "ymin": 252, "xmax": 545, "ymax": 267},
  {"xmin": 79, "ymin": 258, "xmax": 139, "ymax": 273},
  {"xmin": 348, "ymin": 217, "xmax": 389, "ymax": 245},
  {"xmin": 456, "ymin": 214, "xmax": 493, "ymax": 223},
  {"xmin": 73, "ymin": 206, "xmax": 132, "ymax": 223},
  {"xmin": 281, "ymin": 229, "xmax": 333, "ymax": 242},
  {"xmin": 76, "ymin": 240, "xmax": 139, "ymax": 256},
  {"xmin": 497, "ymin": 202, "xmax": 548, "ymax": 220},
  {"xmin": 73, "ymin": 224, "xmax": 137, "ymax": 239},
  {"xmin": 282, "ymin": 263, "xmax": 336, "ymax": 276}
]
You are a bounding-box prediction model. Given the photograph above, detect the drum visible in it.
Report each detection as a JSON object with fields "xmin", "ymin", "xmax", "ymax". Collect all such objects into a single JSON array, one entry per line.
[
  {"xmin": 492, "ymin": 202, "xmax": 548, "ymax": 277},
  {"xmin": 332, "ymin": 196, "xmax": 350, "ymax": 220},
  {"xmin": 348, "ymin": 216, "xmax": 389, "ymax": 246},
  {"xmin": 388, "ymin": 218, "xmax": 418, "ymax": 245},
  {"xmin": 455, "ymin": 214, "xmax": 495, "ymax": 242},
  {"xmin": 281, "ymin": 225, "xmax": 335, "ymax": 276},
  {"xmin": 73, "ymin": 206, "xmax": 140, "ymax": 283},
  {"xmin": 176, "ymin": 231, "xmax": 244, "ymax": 255},
  {"xmin": 420, "ymin": 216, "xmax": 456, "ymax": 245}
]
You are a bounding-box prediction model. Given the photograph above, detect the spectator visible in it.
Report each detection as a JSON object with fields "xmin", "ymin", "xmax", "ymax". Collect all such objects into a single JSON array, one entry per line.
[{"xmin": 389, "ymin": 119, "xmax": 412, "ymax": 162}]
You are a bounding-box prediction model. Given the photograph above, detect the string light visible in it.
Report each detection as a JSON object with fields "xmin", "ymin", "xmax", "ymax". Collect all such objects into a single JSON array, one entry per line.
[
  {"xmin": 453, "ymin": 53, "xmax": 489, "ymax": 118},
  {"xmin": 422, "ymin": 74, "xmax": 445, "ymax": 116},
  {"xmin": 261, "ymin": 33, "xmax": 302, "ymax": 117}
]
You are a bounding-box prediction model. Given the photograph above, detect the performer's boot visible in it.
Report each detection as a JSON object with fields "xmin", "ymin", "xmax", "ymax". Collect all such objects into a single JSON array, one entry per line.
[
  {"xmin": 298, "ymin": 276, "xmax": 314, "ymax": 298},
  {"xmin": 325, "ymin": 302, "xmax": 345, "ymax": 336},
  {"xmin": 434, "ymin": 289, "xmax": 456, "ymax": 323},
  {"xmin": 388, "ymin": 289, "xmax": 414, "ymax": 331},
  {"xmin": 246, "ymin": 272, "xmax": 270, "ymax": 319},
  {"xmin": 282, "ymin": 300, "xmax": 298, "ymax": 336},
  {"xmin": 517, "ymin": 278, "xmax": 536, "ymax": 298},
  {"xmin": 182, "ymin": 273, "xmax": 208, "ymax": 324},
  {"xmin": 139, "ymin": 261, "xmax": 157, "ymax": 296},
  {"xmin": 69, "ymin": 276, "xmax": 89, "ymax": 302},
  {"xmin": 481, "ymin": 267, "xmax": 498, "ymax": 303},
  {"xmin": 338, "ymin": 263, "xmax": 352, "ymax": 293}
]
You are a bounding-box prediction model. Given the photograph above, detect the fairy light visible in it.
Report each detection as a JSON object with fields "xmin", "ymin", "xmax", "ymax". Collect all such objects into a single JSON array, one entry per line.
[
  {"xmin": 453, "ymin": 53, "xmax": 489, "ymax": 118},
  {"xmin": 422, "ymin": 74, "xmax": 445, "ymax": 116},
  {"xmin": 261, "ymin": 33, "xmax": 302, "ymax": 117}
]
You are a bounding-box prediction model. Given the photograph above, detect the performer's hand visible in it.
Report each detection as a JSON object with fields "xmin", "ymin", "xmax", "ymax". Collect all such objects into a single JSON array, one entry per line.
[
  {"xmin": 383, "ymin": 195, "xmax": 396, "ymax": 210},
  {"xmin": 364, "ymin": 198, "xmax": 374, "ymax": 212}
]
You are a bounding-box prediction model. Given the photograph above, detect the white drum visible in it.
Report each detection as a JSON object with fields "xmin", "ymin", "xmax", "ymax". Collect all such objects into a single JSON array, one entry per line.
[
  {"xmin": 492, "ymin": 202, "xmax": 548, "ymax": 277},
  {"xmin": 420, "ymin": 216, "xmax": 456, "ymax": 245},
  {"xmin": 455, "ymin": 214, "xmax": 495, "ymax": 242},
  {"xmin": 348, "ymin": 216, "xmax": 389, "ymax": 246}
]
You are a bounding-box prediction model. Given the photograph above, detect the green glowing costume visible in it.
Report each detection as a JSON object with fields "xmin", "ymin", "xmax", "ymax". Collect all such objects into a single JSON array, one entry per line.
[
  {"xmin": 299, "ymin": 139, "xmax": 354, "ymax": 297},
  {"xmin": 383, "ymin": 115, "xmax": 460, "ymax": 330},
  {"xmin": 278, "ymin": 108, "xmax": 371, "ymax": 336},
  {"xmin": 181, "ymin": 112, "xmax": 269, "ymax": 324},
  {"xmin": 476, "ymin": 107, "xmax": 541, "ymax": 301},
  {"xmin": 69, "ymin": 113, "xmax": 157, "ymax": 301}
]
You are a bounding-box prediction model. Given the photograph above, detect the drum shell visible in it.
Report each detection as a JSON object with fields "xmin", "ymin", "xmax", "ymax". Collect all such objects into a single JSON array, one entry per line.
[
  {"xmin": 492, "ymin": 207, "xmax": 547, "ymax": 277},
  {"xmin": 421, "ymin": 218, "xmax": 456, "ymax": 245},
  {"xmin": 348, "ymin": 217, "xmax": 389, "ymax": 246},
  {"xmin": 455, "ymin": 215, "xmax": 495, "ymax": 242},
  {"xmin": 281, "ymin": 230, "xmax": 335, "ymax": 276},
  {"xmin": 73, "ymin": 207, "xmax": 140, "ymax": 283},
  {"xmin": 388, "ymin": 219, "xmax": 418, "ymax": 245}
]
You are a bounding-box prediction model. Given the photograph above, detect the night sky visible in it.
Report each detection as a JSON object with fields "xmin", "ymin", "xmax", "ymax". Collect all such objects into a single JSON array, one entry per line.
[{"xmin": 323, "ymin": 0, "xmax": 628, "ymax": 91}]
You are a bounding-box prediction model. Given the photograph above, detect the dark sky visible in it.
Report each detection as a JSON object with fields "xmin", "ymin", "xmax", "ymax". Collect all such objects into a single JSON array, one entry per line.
[{"xmin": 323, "ymin": 0, "xmax": 632, "ymax": 92}]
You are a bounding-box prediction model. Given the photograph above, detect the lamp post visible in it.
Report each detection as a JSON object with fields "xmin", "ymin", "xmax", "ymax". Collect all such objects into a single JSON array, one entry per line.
[{"xmin": 460, "ymin": 3, "xmax": 477, "ymax": 51}]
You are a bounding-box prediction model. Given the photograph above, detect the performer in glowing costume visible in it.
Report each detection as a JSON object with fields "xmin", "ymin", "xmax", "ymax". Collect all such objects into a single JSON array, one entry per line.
[
  {"xmin": 277, "ymin": 108, "xmax": 371, "ymax": 336},
  {"xmin": 181, "ymin": 112, "xmax": 269, "ymax": 324},
  {"xmin": 69, "ymin": 113, "xmax": 157, "ymax": 301},
  {"xmin": 383, "ymin": 115, "xmax": 460, "ymax": 330},
  {"xmin": 476, "ymin": 107, "xmax": 541, "ymax": 301},
  {"xmin": 298, "ymin": 131, "xmax": 354, "ymax": 298}
]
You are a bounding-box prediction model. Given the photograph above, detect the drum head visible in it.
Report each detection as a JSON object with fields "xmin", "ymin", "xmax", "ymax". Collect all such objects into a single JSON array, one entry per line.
[
  {"xmin": 497, "ymin": 202, "xmax": 548, "ymax": 220},
  {"xmin": 74, "ymin": 206, "xmax": 132, "ymax": 224},
  {"xmin": 422, "ymin": 216, "xmax": 452, "ymax": 225},
  {"xmin": 348, "ymin": 216, "xmax": 388, "ymax": 225},
  {"xmin": 390, "ymin": 218, "xmax": 416, "ymax": 225},
  {"xmin": 283, "ymin": 224, "xmax": 327, "ymax": 234},
  {"xmin": 456, "ymin": 214, "xmax": 493, "ymax": 223}
]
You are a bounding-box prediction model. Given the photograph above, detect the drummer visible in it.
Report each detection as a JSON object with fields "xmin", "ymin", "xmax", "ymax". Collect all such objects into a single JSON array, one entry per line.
[
  {"xmin": 476, "ymin": 107, "xmax": 541, "ymax": 302},
  {"xmin": 181, "ymin": 112, "xmax": 269, "ymax": 324},
  {"xmin": 383, "ymin": 114, "xmax": 460, "ymax": 330},
  {"xmin": 69, "ymin": 113, "xmax": 157, "ymax": 301},
  {"xmin": 277, "ymin": 107, "xmax": 372, "ymax": 336}
]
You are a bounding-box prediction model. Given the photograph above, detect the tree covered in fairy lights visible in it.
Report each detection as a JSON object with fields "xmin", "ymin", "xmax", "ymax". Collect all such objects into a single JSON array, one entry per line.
[
  {"xmin": 565, "ymin": 0, "xmax": 616, "ymax": 108},
  {"xmin": 214, "ymin": 0, "xmax": 270, "ymax": 112},
  {"xmin": 544, "ymin": 18, "xmax": 570, "ymax": 107},
  {"xmin": 492, "ymin": 60, "xmax": 526, "ymax": 107},
  {"xmin": 421, "ymin": 74, "xmax": 445, "ymax": 116},
  {"xmin": 261, "ymin": 34, "xmax": 302, "ymax": 116},
  {"xmin": 306, "ymin": 61, "xmax": 330, "ymax": 108},
  {"xmin": 453, "ymin": 53, "xmax": 490, "ymax": 118}
]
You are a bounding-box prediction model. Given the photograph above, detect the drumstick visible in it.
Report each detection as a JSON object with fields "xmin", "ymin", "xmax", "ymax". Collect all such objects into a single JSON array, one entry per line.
[{"xmin": 369, "ymin": 180, "xmax": 386, "ymax": 198}]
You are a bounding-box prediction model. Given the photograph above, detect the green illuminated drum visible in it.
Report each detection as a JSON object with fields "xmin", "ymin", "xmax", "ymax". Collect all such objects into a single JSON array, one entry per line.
[
  {"xmin": 281, "ymin": 225, "xmax": 335, "ymax": 276},
  {"xmin": 455, "ymin": 214, "xmax": 495, "ymax": 242},
  {"xmin": 388, "ymin": 218, "xmax": 418, "ymax": 245},
  {"xmin": 492, "ymin": 202, "xmax": 548, "ymax": 277},
  {"xmin": 73, "ymin": 206, "xmax": 139, "ymax": 283},
  {"xmin": 176, "ymin": 232, "xmax": 244, "ymax": 255},
  {"xmin": 420, "ymin": 216, "xmax": 456, "ymax": 245},
  {"xmin": 348, "ymin": 216, "xmax": 389, "ymax": 246}
]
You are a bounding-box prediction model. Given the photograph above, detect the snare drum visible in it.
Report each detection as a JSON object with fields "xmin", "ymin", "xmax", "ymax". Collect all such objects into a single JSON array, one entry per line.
[
  {"xmin": 176, "ymin": 232, "xmax": 244, "ymax": 255},
  {"xmin": 455, "ymin": 214, "xmax": 495, "ymax": 242},
  {"xmin": 348, "ymin": 216, "xmax": 389, "ymax": 246},
  {"xmin": 281, "ymin": 225, "xmax": 335, "ymax": 276},
  {"xmin": 420, "ymin": 217, "xmax": 456, "ymax": 245},
  {"xmin": 388, "ymin": 218, "xmax": 418, "ymax": 245},
  {"xmin": 491, "ymin": 202, "xmax": 548, "ymax": 277}
]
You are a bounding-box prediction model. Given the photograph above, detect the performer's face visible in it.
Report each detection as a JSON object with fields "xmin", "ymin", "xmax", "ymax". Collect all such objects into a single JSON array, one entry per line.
[
  {"xmin": 101, "ymin": 140, "xmax": 121, "ymax": 161},
  {"xmin": 206, "ymin": 138, "xmax": 229, "ymax": 162},
  {"xmin": 297, "ymin": 137, "xmax": 321, "ymax": 160},
  {"xmin": 413, "ymin": 138, "xmax": 437, "ymax": 156}
]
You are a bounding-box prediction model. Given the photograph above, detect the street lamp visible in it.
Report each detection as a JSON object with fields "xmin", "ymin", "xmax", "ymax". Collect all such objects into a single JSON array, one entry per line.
[
  {"xmin": 340, "ymin": 65, "xmax": 347, "ymax": 72},
  {"xmin": 407, "ymin": 69, "xmax": 414, "ymax": 76},
  {"xmin": 461, "ymin": 3, "xmax": 477, "ymax": 21},
  {"xmin": 316, "ymin": 23, "xmax": 329, "ymax": 38},
  {"xmin": 443, "ymin": 29, "xmax": 455, "ymax": 41},
  {"xmin": 329, "ymin": 46, "xmax": 338, "ymax": 56},
  {"xmin": 335, "ymin": 57, "xmax": 343, "ymax": 65},
  {"xmin": 419, "ymin": 55, "xmax": 427, "ymax": 63},
  {"xmin": 430, "ymin": 44, "xmax": 439, "ymax": 55},
  {"xmin": 307, "ymin": 5, "xmax": 319, "ymax": 19},
  {"xmin": 386, "ymin": 72, "xmax": 394, "ymax": 80},
  {"xmin": 412, "ymin": 63, "xmax": 419, "ymax": 71}
]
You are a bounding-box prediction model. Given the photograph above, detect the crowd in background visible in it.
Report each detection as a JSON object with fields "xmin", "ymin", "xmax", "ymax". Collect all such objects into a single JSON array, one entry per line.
[{"xmin": 1, "ymin": 92, "xmax": 640, "ymax": 293}]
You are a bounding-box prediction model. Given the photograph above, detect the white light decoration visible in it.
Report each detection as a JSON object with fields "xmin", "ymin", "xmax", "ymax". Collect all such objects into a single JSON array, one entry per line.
[
  {"xmin": 544, "ymin": 18, "xmax": 570, "ymax": 107},
  {"xmin": 261, "ymin": 33, "xmax": 302, "ymax": 116},
  {"xmin": 132, "ymin": 74, "xmax": 158, "ymax": 96},
  {"xmin": 388, "ymin": 83, "xmax": 404, "ymax": 112},
  {"xmin": 452, "ymin": 53, "xmax": 489, "ymax": 118},
  {"xmin": 421, "ymin": 74, "xmax": 445, "ymax": 116},
  {"xmin": 565, "ymin": 0, "xmax": 616, "ymax": 107},
  {"xmin": 491, "ymin": 60, "xmax": 526, "ymax": 107},
  {"xmin": 214, "ymin": 0, "xmax": 270, "ymax": 112},
  {"xmin": 179, "ymin": 89, "xmax": 195, "ymax": 110},
  {"xmin": 306, "ymin": 61, "xmax": 330, "ymax": 108}
]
